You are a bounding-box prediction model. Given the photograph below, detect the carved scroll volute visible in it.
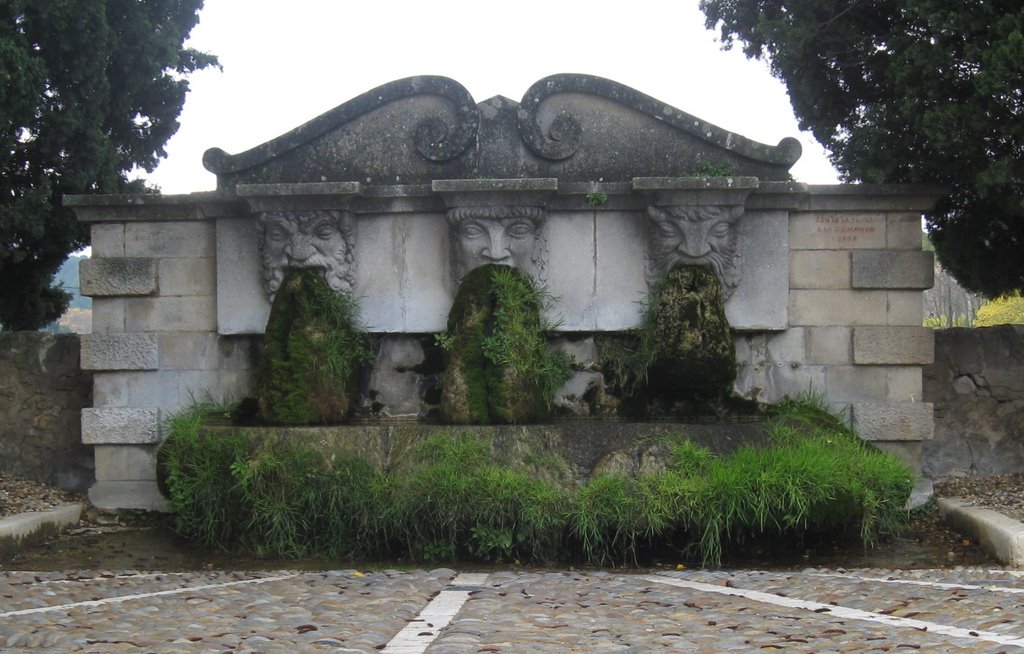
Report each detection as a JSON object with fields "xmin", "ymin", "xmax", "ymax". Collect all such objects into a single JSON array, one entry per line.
[
  {"xmin": 237, "ymin": 182, "xmax": 361, "ymax": 301},
  {"xmin": 433, "ymin": 179, "xmax": 558, "ymax": 289},
  {"xmin": 633, "ymin": 177, "xmax": 758, "ymax": 301}
]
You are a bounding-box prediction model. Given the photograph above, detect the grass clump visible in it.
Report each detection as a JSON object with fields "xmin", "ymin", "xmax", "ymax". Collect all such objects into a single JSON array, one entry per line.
[
  {"xmin": 390, "ymin": 433, "xmax": 567, "ymax": 563},
  {"xmin": 160, "ymin": 397, "xmax": 913, "ymax": 567}
]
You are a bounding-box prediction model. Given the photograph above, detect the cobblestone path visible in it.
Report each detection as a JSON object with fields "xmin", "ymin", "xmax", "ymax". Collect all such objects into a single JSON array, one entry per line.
[{"xmin": 2, "ymin": 567, "xmax": 1023, "ymax": 652}]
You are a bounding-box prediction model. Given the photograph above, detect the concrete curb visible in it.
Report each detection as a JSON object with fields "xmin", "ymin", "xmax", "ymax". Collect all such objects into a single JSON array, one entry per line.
[
  {"xmin": 936, "ymin": 497, "xmax": 1024, "ymax": 568},
  {"xmin": 0, "ymin": 504, "xmax": 83, "ymax": 560}
]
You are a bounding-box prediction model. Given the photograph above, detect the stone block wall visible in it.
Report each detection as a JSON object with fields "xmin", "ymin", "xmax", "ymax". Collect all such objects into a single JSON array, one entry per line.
[
  {"xmin": 924, "ymin": 326, "xmax": 1024, "ymax": 478},
  {"xmin": 735, "ymin": 186, "xmax": 936, "ymax": 469},
  {"xmin": 77, "ymin": 201, "xmax": 259, "ymax": 510},
  {"xmin": 69, "ymin": 181, "xmax": 941, "ymax": 510},
  {"xmin": 0, "ymin": 333, "xmax": 93, "ymax": 492}
]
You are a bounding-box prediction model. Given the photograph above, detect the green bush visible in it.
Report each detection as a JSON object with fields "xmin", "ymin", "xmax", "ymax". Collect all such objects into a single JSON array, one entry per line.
[{"xmin": 159, "ymin": 398, "xmax": 913, "ymax": 566}]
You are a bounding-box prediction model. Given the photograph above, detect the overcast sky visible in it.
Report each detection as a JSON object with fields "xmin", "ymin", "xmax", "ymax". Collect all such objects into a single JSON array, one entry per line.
[{"xmin": 143, "ymin": 0, "xmax": 840, "ymax": 194}]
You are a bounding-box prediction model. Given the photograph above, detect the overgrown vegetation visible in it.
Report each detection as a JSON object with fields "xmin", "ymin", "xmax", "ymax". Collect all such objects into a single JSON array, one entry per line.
[
  {"xmin": 974, "ymin": 292, "xmax": 1024, "ymax": 326},
  {"xmin": 257, "ymin": 268, "xmax": 372, "ymax": 424},
  {"xmin": 160, "ymin": 397, "xmax": 913, "ymax": 566},
  {"xmin": 439, "ymin": 265, "xmax": 572, "ymax": 423},
  {"xmin": 585, "ymin": 191, "xmax": 609, "ymax": 208},
  {"xmin": 597, "ymin": 266, "xmax": 736, "ymax": 413},
  {"xmin": 686, "ymin": 160, "xmax": 736, "ymax": 177}
]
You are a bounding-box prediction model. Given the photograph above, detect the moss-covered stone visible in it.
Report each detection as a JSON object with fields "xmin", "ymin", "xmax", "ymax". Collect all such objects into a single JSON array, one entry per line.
[
  {"xmin": 257, "ymin": 268, "xmax": 369, "ymax": 425},
  {"xmin": 647, "ymin": 265, "xmax": 736, "ymax": 394},
  {"xmin": 440, "ymin": 264, "xmax": 569, "ymax": 424}
]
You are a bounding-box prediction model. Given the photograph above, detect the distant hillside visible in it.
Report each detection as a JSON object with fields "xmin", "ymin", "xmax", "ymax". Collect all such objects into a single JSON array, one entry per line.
[{"xmin": 55, "ymin": 255, "xmax": 91, "ymax": 310}]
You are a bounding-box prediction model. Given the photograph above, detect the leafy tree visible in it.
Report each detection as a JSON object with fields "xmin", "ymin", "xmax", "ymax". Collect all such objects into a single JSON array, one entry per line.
[
  {"xmin": 699, "ymin": 0, "xmax": 1024, "ymax": 297},
  {"xmin": 1, "ymin": 1, "xmax": 216, "ymax": 329}
]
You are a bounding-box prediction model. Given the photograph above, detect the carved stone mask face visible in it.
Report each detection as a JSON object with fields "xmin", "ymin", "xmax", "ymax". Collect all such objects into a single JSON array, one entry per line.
[
  {"xmin": 258, "ymin": 210, "xmax": 356, "ymax": 299},
  {"xmin": 448, "ymin": 207, "xmax": 546, "ymax": 285},
  {"xmin": 647, "ymin": 205, "xmax": 743, "ymax": 299}
]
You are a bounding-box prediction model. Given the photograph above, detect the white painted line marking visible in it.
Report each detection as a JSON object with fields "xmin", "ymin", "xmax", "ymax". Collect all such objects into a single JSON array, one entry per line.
[
  {"xmin": 452, "ymin": 572, "xmax": 490, "ymax": 586},
  {"xmin": 808, "ymin": 572, "xmax": 1024, "ymax": 595},
  {"xmin": 646, "ymin": 575, "xmax": 1024, "ymax": 650},
  {"xmin": 0, "ymin": 574, "xmax": 298, "ymax": 618},
  {"xmin": 9, "ymin": 572, "xmax": 195, "ymax": 586},
  {"xmin": 381, "ymin": 573, "xmax": 487, "ymax": 654}
]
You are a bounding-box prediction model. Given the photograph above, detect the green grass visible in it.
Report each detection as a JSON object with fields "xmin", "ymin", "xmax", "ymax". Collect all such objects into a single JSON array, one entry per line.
[{"xmin": 159, "ymin": 398, "xmax": 913, "ymax": 566}]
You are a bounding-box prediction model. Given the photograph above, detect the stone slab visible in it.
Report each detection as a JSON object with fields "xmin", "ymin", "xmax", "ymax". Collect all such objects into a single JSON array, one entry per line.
[
  {"xmin": 90, "ymin": 298, "xmax": 126, "ymax": 333},
  {"xmin": 886, "ymin": 367, "xmax": 923, "ymax": 402},
  {"xmin": 851, "ymin": 401, "xmax": 934, "ymax": 442},
  {"xmin": 546, "ymin": 211, "xmax": 598, "ymax": 329},
  {"xmin": 216, "ymin": 216, "xmax": 269, "ymax": 334},
  {"xmin": 80, "ymin": 333, "xmax": 159, "ymax": 371},
  {"xmin": 158, "ymin": 333, "xmax": 258, "ymax": 371},
  {"xmin": 805, "ymin": 326, "xmax": 852, "ymax": 364},
  {"xmin": 826, "ymin": 366, "xmax": 889, "ymax": 403},
  {"xmin": 789, "ymin": 250, "xmax": 850, "ymax": 289},
  {"xmin": 125, "ymin": 221, "xmax": 214, "ymax": 258},
  {"xmin": 81, "ymin": 407, "xmax": 161, "ymax": 444},
  {"xmin": 790, "ymin": 212, "xmax": 886, "ymax": 250},
  {"xmin": 0, "ymin": 504, "xmax": 83, "ymax": 560},
  {"xmin": 852, "ymin": 250, "xmax": 934, "ymax": 289},
  {"xmin": 80, "ymin": 258, "xmax": 158, "ymax": 297},
  {"xmin": 88, "ymin": 481, "xmax": 170, "ymax": 512},
  {"xmin": 126, "ymin": 296, "xmax": 217, "ymax": 332},
  {"xmin": 789, "ymin": 290, "xmax": 888, "ymax": 326},
  {"xmin": 90, "ymin": 223, "xmax": 125, "ymax": 257},
  {"xmin": 593, "ymin": 211, "xmax": 646, "ymax": 330},
  {"xmin": 937, "ymin": 498, "xmax": 1024, "ymax": 568},
  {"xmin": 725, "ymin": 210, "xmax": 788, "ymax": 330},
  {"xmin": 159, "ymin": 257, "xmax": 216, "ymax": 296},
  {"xmin": 887, "ymin": 291, "xmax": 925, "ymax": 326},
  {"xmin": 94, "ymin": 444, "xmax": 159, "ymax": 482},
  {"xmin": 392, "ymin": 213, "xmax": 452, "ymax": 332},
  {"xmin": 218, "ymin": 208, "xmax": 787, "ymax": 334},
  {"xmin": 887, "ymin": 213, "xmax": 927, "ymax": 249},
  {"xmin": 854, "ymin": 326, "xmax": 934, "ymax": 365}
]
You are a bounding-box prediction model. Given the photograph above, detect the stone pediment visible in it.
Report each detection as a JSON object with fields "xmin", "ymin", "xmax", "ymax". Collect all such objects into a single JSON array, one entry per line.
[{"xmin": 203, "ymin": 74, "xmax": 801, "ymax": 190}]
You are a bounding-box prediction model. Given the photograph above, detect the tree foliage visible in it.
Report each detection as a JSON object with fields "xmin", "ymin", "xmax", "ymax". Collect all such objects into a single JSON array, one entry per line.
[
  {"xmin": 0, "ymin": 0, "xmax": 216, "ymax": 329},
  {"xmin": 700, "ymin": 0, "xmax": 1024, "ymax": 296},
  {"xmin": 974, "ymin": 293, "xmax": 1024, "ymax": 326}
]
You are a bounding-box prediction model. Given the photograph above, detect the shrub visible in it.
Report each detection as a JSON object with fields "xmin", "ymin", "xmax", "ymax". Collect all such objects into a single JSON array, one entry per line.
[{"xmin": 159, "ymin": 398, "xmax": 913, "ymax": 566}]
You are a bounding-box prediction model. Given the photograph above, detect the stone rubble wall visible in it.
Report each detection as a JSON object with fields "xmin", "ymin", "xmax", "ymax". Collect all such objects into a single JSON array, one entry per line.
[
  {"xmin": 923, "ymin": 325, "xmax": 1024, "ymax": 479},
  {"xmin": 0, "ymin": 333, "xmax": 93, "ymax": 492}
]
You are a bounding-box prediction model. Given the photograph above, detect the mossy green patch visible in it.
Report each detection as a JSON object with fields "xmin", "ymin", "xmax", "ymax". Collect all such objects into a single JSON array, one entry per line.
[
  {"xmin": 647, "ymin": 266, "xmax": 736, "ymax": 393},
  {"xmin": 439, "ymin": 265, "xmax": 572, "ymax": 424},
  {"xmin": 596, "ymin": 265, "xmax": 740, "ymax": 416},
  {"xmin": 257, "ymin": 268, "xmax": 371, "ymax": 425}
]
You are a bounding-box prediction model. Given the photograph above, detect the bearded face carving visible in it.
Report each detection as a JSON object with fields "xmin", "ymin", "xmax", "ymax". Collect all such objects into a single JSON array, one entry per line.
[
  {"xmin": 447, "ymin": 206, "xmax": 547, "ymax": 286},
  {"xmin": 258, "ymin": 210, "xmax": 356, "ymax": 299},
  {"xmin": 646, "ymin": 205, "xmax": 743, "ymax": 299}
]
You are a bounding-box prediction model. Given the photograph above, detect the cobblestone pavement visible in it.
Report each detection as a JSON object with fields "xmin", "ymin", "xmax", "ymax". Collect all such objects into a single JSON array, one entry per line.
[{"xmin": 2, "ymin": 566, "xmax": 1024, "ymax": 653}]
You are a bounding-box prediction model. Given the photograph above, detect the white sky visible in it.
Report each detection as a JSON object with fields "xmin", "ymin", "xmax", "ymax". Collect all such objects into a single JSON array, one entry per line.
[{"xmin": 143, "ymin": 0, "xmax": 840, "ymax": 195}]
